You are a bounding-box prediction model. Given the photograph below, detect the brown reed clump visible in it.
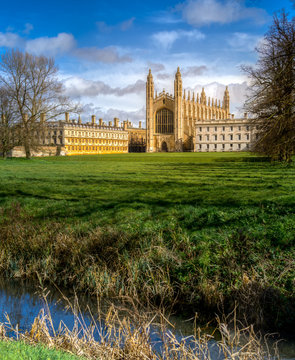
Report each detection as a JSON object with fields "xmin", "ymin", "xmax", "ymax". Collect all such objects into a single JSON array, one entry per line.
[{"xmin": 0, "ymin": 294, "xmax": 280, "ymax": 360}]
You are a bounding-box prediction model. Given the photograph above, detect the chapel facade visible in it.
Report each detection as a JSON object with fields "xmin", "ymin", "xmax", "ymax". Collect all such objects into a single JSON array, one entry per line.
[{"xmin": 146, "ymin": 67, "xmax": 231, "ymax": 152}]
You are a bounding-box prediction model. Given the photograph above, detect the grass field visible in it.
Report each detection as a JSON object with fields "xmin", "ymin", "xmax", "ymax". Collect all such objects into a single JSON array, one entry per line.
[
  {"xmin": 0, "ymin": 341, "xmax": 84, "ymax": 360},
  {"xmin": 0, "ymin": 152, "xmax": 294, "ymax": 332}
]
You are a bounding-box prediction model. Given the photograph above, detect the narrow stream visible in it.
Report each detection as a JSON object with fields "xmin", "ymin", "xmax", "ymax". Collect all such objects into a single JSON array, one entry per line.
[{"xmin": 0, "ymin": 278, "xmax": 294, "ymax": 359}]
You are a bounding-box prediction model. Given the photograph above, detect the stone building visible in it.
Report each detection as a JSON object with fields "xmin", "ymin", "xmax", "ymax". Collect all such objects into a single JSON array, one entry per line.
[
  {"xmin": 146, "ymin": 67, "xmax": 230, "ymax": 152},
  {"xmin": 195, "ymin": 116, "xmax": 253, "ymax": 152},
  {"xmin": 61, "ymin": 114, "xmax": 129, "ymax": 155},
  {"xmin": 8, "ymin": 113, "xmax": 129, "ymax": 157},
  {"xmin": 125, "ymin": 120, "xmax": 146, "ymax": 152},
  {"xmin": 146, "ymin": 67, "xmax": 253, "ymax": 152}
]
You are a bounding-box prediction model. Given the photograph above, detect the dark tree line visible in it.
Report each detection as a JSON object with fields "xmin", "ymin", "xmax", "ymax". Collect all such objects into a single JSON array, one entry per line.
[
  {"xmin": 0, "ymin": 49, "xmax": 78, "ymax": 159},
  {"xmin": 243, "ymin": 11, "xmax": 295, "ymax": 162}
]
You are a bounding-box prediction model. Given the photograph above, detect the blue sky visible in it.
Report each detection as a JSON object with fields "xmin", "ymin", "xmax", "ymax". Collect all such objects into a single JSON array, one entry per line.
[{"xmin": 0, "ymin": 0, "xmax": 294, "ymax": 122}]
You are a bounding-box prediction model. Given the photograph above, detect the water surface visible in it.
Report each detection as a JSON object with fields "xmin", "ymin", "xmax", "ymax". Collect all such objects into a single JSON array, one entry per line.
[{"xmin": 0, "ymin": 278, "xmax": 294, "ymax": 359}]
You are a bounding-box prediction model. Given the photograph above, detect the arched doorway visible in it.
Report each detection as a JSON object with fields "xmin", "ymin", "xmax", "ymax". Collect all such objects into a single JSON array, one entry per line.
[{"xmin": 161, "ymin": 141, "xmax": 168, "ymax": 152}]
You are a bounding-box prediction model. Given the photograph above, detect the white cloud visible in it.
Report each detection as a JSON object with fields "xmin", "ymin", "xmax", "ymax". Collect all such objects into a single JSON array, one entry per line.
[
  {"xmin": 96, "ymin": 17, "xmax": 135, "ymax": 33},
  {"xmin": 147, "ymin": 62, "xmax": 165, "ymax": 72},
  {"xmin": 81, "ymin": 103, "xmax": 145, "ymax": 125},
  {"xmin": 183, "ymin": 65, "xmax": 208, "ymax": 76},
  {"xmin": 96, "ymin": 21, "xmax": 113, "ymax": 33},
  {"xmin": 152, "ymin": 29, "xmax": 205, "ymax": 50},
  {"xmin": 227, "ymin": 32, "xmax": 262, "ymax": 52},
  {"xmin": 149, "ymin": 11, "xmax": 183, "ymax": 24},
  {"xmin": 181, "ymin": 0, "xmax": 268, "ymax": 26},
  {"xmin": 26, "ymin": 33, "xmax": 76, "ymax": 56},
  {"xmin": 157, "ymin": 73, "xmax": 171, "ymax": 80},
  {"xmin": 0, "ymin": 32, "xmax": 22, "ymax": 47},
  {"xmin": 63, "ymin": 76, "xmax": 145, "ymax": 97},
  {"xmin": 73, "ymin": 46, "xmax": 132, "ymax": 63},
  {"xmin": 120, "ymin": 17, "xmax": 136, "ymax": 31},
  {"xmin": 23, "ymin": 23, "xmax": 33, "ymax": 35},
  {"xmin": 0, "ymin": 30, "xmax": 132, "ymax": 64}
]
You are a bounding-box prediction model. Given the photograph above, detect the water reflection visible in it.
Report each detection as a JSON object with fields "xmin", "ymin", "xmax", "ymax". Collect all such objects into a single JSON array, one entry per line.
[{"xmin": 0, "ymin": 278, "xmax": 294, "ymax": 359}]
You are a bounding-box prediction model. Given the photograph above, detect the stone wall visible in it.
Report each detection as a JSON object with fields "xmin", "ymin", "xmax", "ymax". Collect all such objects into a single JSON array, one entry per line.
[{"xmin": 8, "ymin": 146, "xmax": 66, "ymax": 157}]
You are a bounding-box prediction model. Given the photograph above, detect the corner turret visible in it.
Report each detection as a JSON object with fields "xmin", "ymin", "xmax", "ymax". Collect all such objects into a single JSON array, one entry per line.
[
  {"xmin": 200, "ymin": 87, "xmax": 206, "ymax": 105},
  {"xmin": 223, "ymin": 86, "xmax": 230, "ymax": 113}
]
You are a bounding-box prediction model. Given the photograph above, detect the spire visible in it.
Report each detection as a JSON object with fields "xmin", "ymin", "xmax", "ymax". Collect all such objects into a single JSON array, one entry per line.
[
  {"xmin": 146, "ymin": 68, "xmax": 154, "ymax": 99},
  {"xmin": 174, "ymin": 66, "xmax": 182, "ymax": 98},
  {"xmin": 147, "ymin": 68, "xmax": 153, "ymax": 81},
  {"xmin": 223, "ymin": 85, "xmax": 230, "ymax": 111},
  {"xmin": 197, "ymin": 93, "xmax": 199, "ymax": 103},
  {"xmin": 208, "ymin": 97, "xmax": 210, "ymax": 106},
  {"xmin": 183, "ymin": 89, "xmax": 186, "ymax": 100},
  {"xmin": 175, "ymin": 66, "xmax": 182, "ymax": 82},
  {"xmin": 188, "ymin": 90, "xmax": 190, "ymax": 101},
  {"xmin": 192, "ymin": 92, "xmax": 195, "ymax": 102},
  {"xmin": 200, "ymin": 87, "xmax": 206, "ymax": 105},
  {"xmin": 78, "ymin": 115, "xmax": 82, "ymax": 124}
]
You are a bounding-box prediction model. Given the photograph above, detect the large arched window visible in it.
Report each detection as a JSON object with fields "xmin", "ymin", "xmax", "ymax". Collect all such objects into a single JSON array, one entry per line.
[{"xmin": 155, "ymin": 108, "xmax": 174, "ymax": 134}]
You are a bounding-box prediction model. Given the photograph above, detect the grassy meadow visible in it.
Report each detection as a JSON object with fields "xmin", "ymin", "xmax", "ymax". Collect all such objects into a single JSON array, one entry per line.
[
  {"xmin": 0, "ymin": 152, "xmax": 294, "ymax": 332},
  {"xmin": 0, "ymin": 341, "xmax": 85, "ymax": 360}
]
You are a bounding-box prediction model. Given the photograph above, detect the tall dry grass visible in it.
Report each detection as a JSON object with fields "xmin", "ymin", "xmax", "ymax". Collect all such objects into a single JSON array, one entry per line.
[{"xmin": 0, "ymin": 291, "xmax": 280, "ymax": 360}]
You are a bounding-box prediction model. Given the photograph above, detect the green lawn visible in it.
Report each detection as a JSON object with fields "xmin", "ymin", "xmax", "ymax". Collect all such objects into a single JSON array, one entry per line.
[
  {"xmin": 0, "ymin": 152, "xmax": 294, "ymax": 332},
  {"xmin": 0, "ymin": 341, "xmax": 85, "ymax": 360},
  {"xmin": 0, "ymin": 152, "xmax": 294, "ymax": 225}
]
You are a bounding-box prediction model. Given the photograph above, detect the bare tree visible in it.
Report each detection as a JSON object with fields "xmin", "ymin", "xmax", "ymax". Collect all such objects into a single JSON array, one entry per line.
[
  {"xmin": 0, "ymin": 87, "xmax": 18, "ymax": 158},
  {"xmin": 242, "ymin": 11, "xmax": 295, "ymax": 162},
  {"xmin": 0, "ymin": 49, "xmax": 79, "ymax": 159}
]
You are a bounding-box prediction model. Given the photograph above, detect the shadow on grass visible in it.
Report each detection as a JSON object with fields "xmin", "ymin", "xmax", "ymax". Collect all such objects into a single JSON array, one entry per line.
[{"xmin": 215, "ymin": 156, "xmax": 271, "ymax": 163}]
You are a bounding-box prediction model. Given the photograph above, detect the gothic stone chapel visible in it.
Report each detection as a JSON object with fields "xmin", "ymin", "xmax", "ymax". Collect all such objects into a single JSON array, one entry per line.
[{"xmin": 146, "ymin": 67, "xmax": 230, "ymax": 152}]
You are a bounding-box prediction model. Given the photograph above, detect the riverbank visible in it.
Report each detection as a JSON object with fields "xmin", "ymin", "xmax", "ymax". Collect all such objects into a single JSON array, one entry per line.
[
  {"xmin": 0, "ymin": 153, "xmax": 294, "ymax": 333},
  {"xmin": 0, "ymin": 289, "xmax": 283, "ymax": 360},
  {"xmin": 0, "ymin": 341, "xmax": 84, "ymax": 360}
]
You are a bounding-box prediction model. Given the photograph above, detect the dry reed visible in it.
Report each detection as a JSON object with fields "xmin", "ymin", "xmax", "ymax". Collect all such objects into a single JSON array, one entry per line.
[{"xmin": 0, "ymin": 291, "xmax": 280, "ymax": 360}]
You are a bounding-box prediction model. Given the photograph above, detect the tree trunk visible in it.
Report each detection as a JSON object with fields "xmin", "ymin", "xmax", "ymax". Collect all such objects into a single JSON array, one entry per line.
[{"xmin": 24, "ymin": 140, "xmax": 31, "ymax": 159}]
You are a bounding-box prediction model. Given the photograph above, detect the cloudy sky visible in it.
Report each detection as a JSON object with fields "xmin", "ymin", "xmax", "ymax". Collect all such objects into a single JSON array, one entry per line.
[{"xmin": 0, "ymin": 0, "xmax": 294, "ymax": 124}]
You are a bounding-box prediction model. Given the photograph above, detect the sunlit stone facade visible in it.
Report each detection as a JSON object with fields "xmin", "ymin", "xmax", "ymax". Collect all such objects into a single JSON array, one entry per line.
[
  {"xmin": 146, "ymin": 67, "xmax": 252, "ymax": 152},
  {"xmin": 195, "ymin": 117, "xmax": 253, "ymax": 152},
  {"xmin": 9, "ymin": 113, "xmax": 129, "ymax": 157},
  {"xmin": 61, "ymin": 114, "xmax": 129, "ymax": 155}
]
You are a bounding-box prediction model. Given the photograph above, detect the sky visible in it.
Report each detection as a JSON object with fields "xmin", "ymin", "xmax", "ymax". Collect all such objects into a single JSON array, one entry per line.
[{"xmin": 0, "ymin": 0, "xmax": 294, "ymax": 124}]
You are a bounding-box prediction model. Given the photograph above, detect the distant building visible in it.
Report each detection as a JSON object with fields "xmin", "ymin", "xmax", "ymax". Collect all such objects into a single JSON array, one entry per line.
[
  {"xmin": 9, "ymin": 113, "xmax": 129, "ymax": 157},
  {"xmin": 61, "ymin": 114, "xmax": 129, "ymax": 155},
  {"xmin": 195, "ymin": 116, "xmax": 254, "ymax": 152},
  {"xmin": 125, "ymin": 120, "xmax": 146, "ymax": 153},
  {"xmin": 7, "ymin": 67, "xmax": 255, "ymax": 157},
  {"xmin": 146, "ymin": 67, "xmax": 253, "ymax": 152}
]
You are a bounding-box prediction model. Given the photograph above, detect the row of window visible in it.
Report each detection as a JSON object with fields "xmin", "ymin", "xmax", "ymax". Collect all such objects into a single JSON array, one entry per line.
[
  {"xmin": 198, "ymin": 143, "xmax": 250, "ymax": 150},
  {"xmin": 198, "ymin": 126, "xmax": 250, "ymax": 132},
  {"xmin": 66, "ymin": 146, "xmax": 128, "ymax": 152},
  {"xmin": 66, "ymin": 138, "xmax": 127, "ymax": 145},
  {"xmin": 65, "ymin": 131, "xmax": 127, "ymax": 139},
  {"xmin": 199, "ymin": 134, "xmax": 250, "ymax": 141}
]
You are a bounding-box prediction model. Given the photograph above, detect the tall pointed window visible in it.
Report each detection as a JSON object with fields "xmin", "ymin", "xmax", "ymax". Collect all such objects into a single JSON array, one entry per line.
[{"xmin": 155, "ymin": 108, "xmax": 174, "ymax": 134}]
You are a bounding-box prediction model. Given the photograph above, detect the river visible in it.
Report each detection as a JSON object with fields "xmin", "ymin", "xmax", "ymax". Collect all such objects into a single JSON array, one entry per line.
[{"xmin": 0, "ymin": 278, "xmax": 294, "ymax": 359}]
